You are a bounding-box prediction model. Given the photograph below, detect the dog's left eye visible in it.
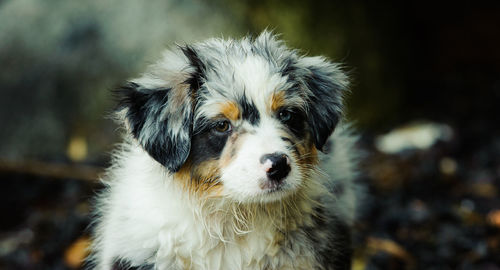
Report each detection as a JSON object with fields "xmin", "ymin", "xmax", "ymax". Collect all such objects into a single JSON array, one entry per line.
[
  {"xmin": 213, "ymin": 120, "xmax": 232, "ymax": 133},
  {"xmin": 278, "ymin": 109, "xmax": 292, "ymax": 122}
]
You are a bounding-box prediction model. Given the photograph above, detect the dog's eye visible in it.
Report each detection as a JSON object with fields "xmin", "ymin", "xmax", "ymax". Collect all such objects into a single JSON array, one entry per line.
[
  {"xmin": 278, "ymin": 110, "xmax": 292, "ymax": 122},
  {"xmin": 213, "ymin": 120, "xmax": 232, "ymax": 133}
]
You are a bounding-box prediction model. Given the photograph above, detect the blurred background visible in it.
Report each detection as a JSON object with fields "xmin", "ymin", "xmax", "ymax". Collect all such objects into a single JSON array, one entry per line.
[{"xmin": 1, "ymin": 0, "xmax": 499, "ymax": 269}]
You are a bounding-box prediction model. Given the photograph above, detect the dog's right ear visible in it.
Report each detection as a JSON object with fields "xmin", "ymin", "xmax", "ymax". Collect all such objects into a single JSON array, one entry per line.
[{"xmin": 116, "ymin": 46, "xmax": 206, "ymax": 172}]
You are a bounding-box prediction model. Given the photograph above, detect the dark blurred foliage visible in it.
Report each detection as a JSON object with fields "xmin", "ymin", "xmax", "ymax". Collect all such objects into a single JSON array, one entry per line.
[
  {"xmin": 0, "ymin": 173, "xmax": 95, "ymax": 269},
  {"xmin": 219, "ymin": 1, "xmax": 500, "ymax": 134},
  {"xmin": 0, "ymin": 0, "xmax": 499, "ymax": 269}
]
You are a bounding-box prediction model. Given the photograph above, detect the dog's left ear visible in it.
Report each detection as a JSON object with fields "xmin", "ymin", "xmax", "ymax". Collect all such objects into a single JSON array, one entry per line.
[
  {"xmin": 298, "ymin": 56, "xmax": 349, "ymax": 152},
  {"xmin": 117, "ymin": 47, "xmax": 205, "ymax": 172},
  {"xmin": 117, "ymin": 82, "xmax": 193, "ymax": 172}
]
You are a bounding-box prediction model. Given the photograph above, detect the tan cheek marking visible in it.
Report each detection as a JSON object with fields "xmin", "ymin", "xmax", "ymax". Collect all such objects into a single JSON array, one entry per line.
[
  {"xmin": 219, "ymin": 101, "xmax": 240, "ymax": 121},
  {"xmin": 173, "ymin": 160, "xmax": 194, "ymax": 191},
  {"xmin": 192, "ymin": 160, "xmax": 224, "ymax": 196},
  {"xmin": 193, "ymin": 160, "xmax": 219, "ymax": 182},
  {"xmin": 292, "ymin": 135, "xmax": 319, "ymax": 178},
  {"xmin": 270, "ymin": 91, "xmax": 287, "ymax": 112},
  {"xmin": 174, "ymin": 159, "xmax": 223, "ymax": 196},
  {"xmin": 307, "ymin": 145, "xmax": 319, "ymax": 164}
]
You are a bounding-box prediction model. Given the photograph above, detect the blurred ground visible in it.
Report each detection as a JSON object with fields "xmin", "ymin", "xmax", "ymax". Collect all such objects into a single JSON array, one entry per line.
[
  {"xmin": 353, "ymin": 123, "xmax": 500, "ymax": 269},
  {"xmin": 1, "ymin": 0, "xmax": 499, "ymax": 269}
]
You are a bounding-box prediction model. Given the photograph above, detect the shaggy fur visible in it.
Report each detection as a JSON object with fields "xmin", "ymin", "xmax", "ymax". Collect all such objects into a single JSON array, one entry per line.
[{"xmin": 89, "ymin": 32, "xmax": 361, "ymax": 270}]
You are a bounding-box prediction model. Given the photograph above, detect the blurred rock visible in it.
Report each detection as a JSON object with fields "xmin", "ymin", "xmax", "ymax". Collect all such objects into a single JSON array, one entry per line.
[
  {"xmin": 488, "ymin": 210, "xmax": 500, "ymax": 228},
  {"xmin": 375, "ymin": 121, "xmax": 453, "ymax": 154}
]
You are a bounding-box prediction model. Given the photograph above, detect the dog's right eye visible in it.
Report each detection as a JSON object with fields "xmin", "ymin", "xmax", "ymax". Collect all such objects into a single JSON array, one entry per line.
[
  {"xmin": 278, "ymin": 110, "xmax": 292, "ymax": 122},
  {"xmin": 213, "ymin": 120, "xmax": 232, "ymax": 134}
]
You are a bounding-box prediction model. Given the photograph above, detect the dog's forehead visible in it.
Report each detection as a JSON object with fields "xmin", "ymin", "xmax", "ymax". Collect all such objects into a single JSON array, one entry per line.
[
  {"xmin": 200, "ymin": 54, "xmax": 293, "ymax": 119},
  {"xmin": 209, "ymin": 53, "xmax": 287, "ymax": 94}
]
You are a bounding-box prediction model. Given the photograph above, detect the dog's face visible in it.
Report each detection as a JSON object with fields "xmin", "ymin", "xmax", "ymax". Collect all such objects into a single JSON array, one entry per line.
[{"xmin": 118, "ymin": 32, "xmax": 348, "ymax": 203}]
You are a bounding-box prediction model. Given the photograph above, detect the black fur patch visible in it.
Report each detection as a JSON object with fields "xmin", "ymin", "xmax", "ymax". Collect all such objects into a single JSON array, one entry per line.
[
  {"xmin": 305, "ymin": 207, "xmax": 353, "ymax": 270},
  {"xmin": 116, "ymin": 46, "xmax": 210, "ymax": 172},
  {"xmin": 322, "ymin": 139, "xmax": 333, "ymax": 154},
  {"xmin": 111, "ymin": 258, "xmax": 154, "ymax": 270},
  {"xmin": 281, "ymin": 56, "xmax": 345, "ymax": 152},
  {"xmin": 190, "ymin": 118, "xmax": 231, "ymax": 166},
  {"xmin": 118, "ymin": 82, "xmax": 191, "ymax": 172},
  {"xmin": 281, "ymin": 58, "xmax": 298, "ymax": 79},
  {"xmin": 281, "ymin": 136, "xmax": 300, "ymax": 156},
  {"xmin": 303, "ymin": 65, "xmax": 344, "ymax": 152},
  {"xmin": 181, "ymin": 45, "xmax": 206, "ymax": 92},
  {"xmin": 239, "ymin": 95, "xmax": 260, "ymax": 125},
  {"xmin": 278, "ymin": 108, "xmax": 306, "ymax": 139}
]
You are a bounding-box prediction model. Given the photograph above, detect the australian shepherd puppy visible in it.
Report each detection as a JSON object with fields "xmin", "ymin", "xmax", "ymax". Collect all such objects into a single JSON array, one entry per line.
[{"xmin": 89, "ymin": 31, "xmax": 361, "ymax": 270}]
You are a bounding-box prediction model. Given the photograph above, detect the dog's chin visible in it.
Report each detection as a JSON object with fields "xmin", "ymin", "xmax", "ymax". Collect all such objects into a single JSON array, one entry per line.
[
  {"xmin": 228, "ymin": 177, "xmax": 299, "ymax": 204},
  {"xmin": 255, "ymin": 188, "xmax": 293, "ymax": 203}
]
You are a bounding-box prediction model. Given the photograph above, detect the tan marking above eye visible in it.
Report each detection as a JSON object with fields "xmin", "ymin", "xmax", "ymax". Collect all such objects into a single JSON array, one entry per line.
[
  {"xmin": 219, "ymin": 101, "xmax": 240, "ymax": 121},
  {"xmin": 270, "ymin": 91, "xmax": 287, "ymax": 112}
]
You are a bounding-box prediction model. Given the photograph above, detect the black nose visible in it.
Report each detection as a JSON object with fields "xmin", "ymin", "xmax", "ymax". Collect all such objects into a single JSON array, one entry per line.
[{"xmin": 260, "ymin": 152, "xmax": 291, "ymax": 181}]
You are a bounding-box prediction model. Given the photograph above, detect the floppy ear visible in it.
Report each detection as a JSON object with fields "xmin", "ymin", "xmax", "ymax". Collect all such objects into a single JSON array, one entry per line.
[
  {"xmin": 298, "ymin": 56, "xmax": 349, "ymax": 152},
  {"xmin": 117, "ymin": 46, "xmax": 205, "ymax": 172}
]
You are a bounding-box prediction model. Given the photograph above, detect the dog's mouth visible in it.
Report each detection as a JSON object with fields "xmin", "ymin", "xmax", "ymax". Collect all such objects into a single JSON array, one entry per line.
[{"xmin": 259, "ymin": 178, "xmax": 286, "ymax": 193}]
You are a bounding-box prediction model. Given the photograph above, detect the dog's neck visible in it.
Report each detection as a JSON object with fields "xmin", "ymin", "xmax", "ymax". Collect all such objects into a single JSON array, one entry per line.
[{"xmin": 183, "ymin": 180, "xmax": 326, "ymax": 241}]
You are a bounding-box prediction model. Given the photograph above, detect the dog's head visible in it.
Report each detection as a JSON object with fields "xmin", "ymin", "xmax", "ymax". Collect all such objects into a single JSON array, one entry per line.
[{"xmin": 118, "ymin": 32, "xmax": 348, "ymax": 203}]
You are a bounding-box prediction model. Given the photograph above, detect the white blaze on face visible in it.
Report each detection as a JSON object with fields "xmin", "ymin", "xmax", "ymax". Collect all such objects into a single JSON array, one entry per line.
[
  {"xmin": 229, "ymin": 55, "xmax": 291, "ymax": 110},
  {"xmin": 220, "ymin": 118, "xmax": 302, "ymax": 203}
]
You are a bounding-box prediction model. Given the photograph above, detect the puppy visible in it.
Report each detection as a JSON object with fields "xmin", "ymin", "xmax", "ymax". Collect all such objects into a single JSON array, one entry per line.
[{"xmin": 89, "ymin": 31, "xmax": 360, "ymax": 270}]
